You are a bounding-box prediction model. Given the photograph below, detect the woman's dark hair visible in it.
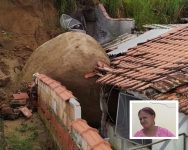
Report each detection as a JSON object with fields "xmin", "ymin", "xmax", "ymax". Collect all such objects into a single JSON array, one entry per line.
[{"xmin": 138, "ymin": 107, "xmax": 156, "ymax": 117}]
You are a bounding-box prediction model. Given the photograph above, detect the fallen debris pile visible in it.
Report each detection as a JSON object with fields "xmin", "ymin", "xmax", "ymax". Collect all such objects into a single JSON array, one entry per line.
[
  {"xmin": 0, "ymin": 83, "xmax": 37, "ymax": 120},
  {"xmin": 11, "ymin": 92, "xmax": 28, "ymax": 108}
]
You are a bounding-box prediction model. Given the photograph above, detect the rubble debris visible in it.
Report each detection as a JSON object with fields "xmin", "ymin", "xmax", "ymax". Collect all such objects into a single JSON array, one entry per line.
[
  {"xmin": 13, "ymin": 92, "xmax": 29, "ymax": 100},
  {"xmin": 0, "ymin": 105, "xmax": 20, "ymax": 120},
  {"xmin": 84, "ymin": 71, "xmax": 97, "ymax": 79},
  {"xmin": 27, "ymin": 82, "xmax": 38, "ymax": 112},
  {"xmin": 1, "ymin": 106, "xmax": 13, "ymax": 115},
  {"xmin": 19, "ymin": 107, "xmax": 32, "ymax": 118},
  {"xmin": 0, "ymin": 82, "xmax": 38, "ymax": 120},
  {"xmin": 10, "ymin": 99, "xmax": 27, "ymax": 107},
  {"xmin": 10, "ymin": 92, "xmax": 29, "ymax": 108}
]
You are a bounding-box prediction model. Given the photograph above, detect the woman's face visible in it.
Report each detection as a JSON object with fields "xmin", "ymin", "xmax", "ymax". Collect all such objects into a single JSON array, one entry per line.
[{"xmin": 138, "ymin": 111, "xmax": 155, "ymax": 129}]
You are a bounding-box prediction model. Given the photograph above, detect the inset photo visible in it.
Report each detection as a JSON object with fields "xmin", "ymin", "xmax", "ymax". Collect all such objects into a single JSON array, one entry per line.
[{"xmin": 130, "ymin": 100, "xmax": 178, "ymax": 139}]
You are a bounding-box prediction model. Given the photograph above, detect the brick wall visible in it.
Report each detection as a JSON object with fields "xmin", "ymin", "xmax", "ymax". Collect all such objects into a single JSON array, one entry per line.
[{"xmin": 34, "ymin": 73, "xmax": 112, "ymax": 150}]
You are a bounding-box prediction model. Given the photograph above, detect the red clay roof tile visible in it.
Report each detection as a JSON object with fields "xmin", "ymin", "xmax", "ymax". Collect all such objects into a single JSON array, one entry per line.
[
  {"xmin": 19, "ymin": 107, "xmax": 32, "ymax": 118},
  {"xmin": 13, "ymin": 92, "xmax": 29, "ymax": 100},
  {"xmin": 84, "ymin": 72, "xmax": 97, "ymax": 79},
  {"xmin": 97, "ymin": 25, "xmax": 188, "ymax": 114}
]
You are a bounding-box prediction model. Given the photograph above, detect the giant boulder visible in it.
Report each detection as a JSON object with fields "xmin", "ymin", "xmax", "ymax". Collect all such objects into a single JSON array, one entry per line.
[{"xmin": 21, "ymin": 32, "xmax": 110, "ymax": 127}]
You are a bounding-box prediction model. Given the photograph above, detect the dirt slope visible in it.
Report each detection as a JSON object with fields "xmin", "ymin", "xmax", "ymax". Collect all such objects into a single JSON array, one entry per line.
[
  {"xmin": 0, "ymin": 0, "xmax": 61, "ymax": 93},
  {"xmin": 0, "ymin": 0, "xmax": 61, "ymax": 149}
]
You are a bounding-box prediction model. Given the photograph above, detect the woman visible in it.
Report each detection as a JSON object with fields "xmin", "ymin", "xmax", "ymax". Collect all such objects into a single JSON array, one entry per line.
[{"xmin": 134, "ymin": 107, "xmax": 175, "ymax": 137}]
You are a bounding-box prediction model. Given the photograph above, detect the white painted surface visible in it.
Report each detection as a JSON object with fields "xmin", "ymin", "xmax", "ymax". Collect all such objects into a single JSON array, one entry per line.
[
  {"xmin": 51, "ymin": 98, "xmax": 57, "ymax": 114},
  {"xmin": 69, "ymin": 98, "xmax": 81, "ymax": 119},
  {"xmin": 106, "ymin": 123, "xmax": 149, "ymax": 150}
]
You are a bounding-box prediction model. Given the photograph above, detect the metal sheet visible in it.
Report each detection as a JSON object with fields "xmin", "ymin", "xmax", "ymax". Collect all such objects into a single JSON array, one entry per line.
[{"xmin": 108, "ymin": 29, "xmax": 171, "ymax": 55}]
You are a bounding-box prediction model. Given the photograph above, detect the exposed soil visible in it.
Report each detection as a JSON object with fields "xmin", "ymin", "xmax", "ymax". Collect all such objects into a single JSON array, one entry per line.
[
  {"xmin": 4, "ymin": 114, "xmax": 55, "ymax": 150},
  {"xmin": 0, "ymin": 0, "xmax": 61, "ymax": 89},
  {"xmin": 0, "ymin": 0, "xmax": 62, "ymax": 149},
  {"xmin": 0, "ymin": 0, "xmax": 106, "ymax": 148}
]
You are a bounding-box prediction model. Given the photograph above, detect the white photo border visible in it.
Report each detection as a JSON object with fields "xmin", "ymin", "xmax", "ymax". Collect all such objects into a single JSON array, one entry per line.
[{"xmin": 130, "ymin": 100, "xmax": 179, "ymax": 139}]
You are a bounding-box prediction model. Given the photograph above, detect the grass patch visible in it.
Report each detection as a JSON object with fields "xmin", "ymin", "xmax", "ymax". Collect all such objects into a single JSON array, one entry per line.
[
  {"xmin": 15, "ymin": 123, "xmax": 37, "ymax": 133},
  {"xmin": 1, "ymin": 31, "xmax": 14, "ymax": 40},
  {"xmin": 124, "ymin": 0, "xmax": 186, "ymax": 28},
  {"xmin": 101, "ymin": 0, "xmax": 187, "ymax": 29},
  {"xmin": 6, "ymin": 134, "xmax": 33, "ymax": 150},
  {"xmin": 101, "ymin": 0, "xmax": 125, "ymax": 17},
  {"xmin": 6, "ymin": 123, "xmax": 39, "ymax": 150},
  {"xmin": 56, "ymin": 0, "xmax": 77, "ymax": 15},
  {"xmin": 29, "ymin": 130, "xmax": 39, "ymax": 141}
]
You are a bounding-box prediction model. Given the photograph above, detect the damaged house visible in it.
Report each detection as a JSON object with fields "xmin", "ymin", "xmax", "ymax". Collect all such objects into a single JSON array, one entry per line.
[{"xmin": 96, "ymin": 25, "xmax": 188, "ymax": 150}]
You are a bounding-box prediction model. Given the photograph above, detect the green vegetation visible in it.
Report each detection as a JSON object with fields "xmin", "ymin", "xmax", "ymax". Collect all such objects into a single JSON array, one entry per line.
[
  {"xmin": 101, "ymin": 0, "xmax": 124, "ymax": 17},
  {"xmin": 15, "ymin": 123, "xmax": 37, "ymax": 133},
  {"xmin": 101, "ymin": 0, "xmax": 186, "ymax": 29},
  {"xmin": 2, "ymin": 30, "xmax": 14, "ymax": 40},
  {"xmin": 124, "ymin": 0, "xmax": 186, "ymax": 28},
  {"xmin": 56, "ymin": 0, "xmax": 77, "ymax": 15},
  {"xmin": 6, "ymin": 123, "xmax": 38, "ymax": 150},
  {"xmin": 6, "ymin": 134, "xmax": 33, "ymax": 150}
]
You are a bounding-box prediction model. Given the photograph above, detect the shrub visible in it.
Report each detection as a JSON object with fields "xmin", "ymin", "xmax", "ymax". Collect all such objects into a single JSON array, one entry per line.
[
  {"xmin": 101, "ymin": 0, "xmax": 186, "ymax": 29},
  {"xmin": 56, "ymin": 0, "xmax": 77, "ymax": 15}
]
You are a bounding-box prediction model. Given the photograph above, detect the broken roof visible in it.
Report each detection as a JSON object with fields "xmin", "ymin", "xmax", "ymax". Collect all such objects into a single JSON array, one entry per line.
[
  {"xmin": 102, "ymin": 32, "xmax": 137, "ymax": 53},
  {"xmin": 103, "ymin": 24, "xmax": 185, "ymax": 56},
  {"xmin": 143, "ymin": 24, "xmax": 186, "ymax": 30},
  {"xmin": 97, "ymin": 24, "xmax": 188, "ymax": 114},
  {"xmin": 106, "ymin": 28, "xmax": 170, "ymax": 55}
]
